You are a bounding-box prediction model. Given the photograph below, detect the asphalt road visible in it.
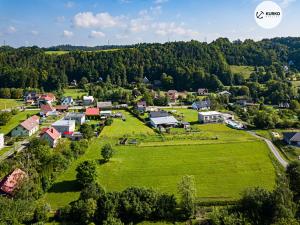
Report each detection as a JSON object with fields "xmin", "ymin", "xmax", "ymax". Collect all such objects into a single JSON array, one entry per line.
[{"xmin": 247, "ymin": 131, "xmax": 288, "ymax": 169}]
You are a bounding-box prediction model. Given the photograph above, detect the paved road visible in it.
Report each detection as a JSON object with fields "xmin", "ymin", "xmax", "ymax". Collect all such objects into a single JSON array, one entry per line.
[{"xmin": 247, "ymin": 131, "xmax": 288, "ymax": 169}]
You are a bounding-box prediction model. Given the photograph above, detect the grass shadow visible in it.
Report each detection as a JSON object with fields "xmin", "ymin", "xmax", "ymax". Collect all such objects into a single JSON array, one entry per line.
[{"xmin": 48, "ymin": 180, "xmax": 81, "ymax": 193}]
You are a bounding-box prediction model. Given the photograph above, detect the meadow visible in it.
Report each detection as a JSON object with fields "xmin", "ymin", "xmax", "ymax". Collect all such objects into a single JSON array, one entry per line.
[
  {"xmin": 45, "ymin": 110, "xmax": 276, "ymax": 210},
  {"xmin": 0, "ymin": 98, "xmax": 23, "ymax": 110},
  {"xmin": 63, "ymin": 88, "xmax": 88, "ymax": 99},
  {"xmin": 230, "ymin": 65, "xmax": 255, "ymax": 79}
]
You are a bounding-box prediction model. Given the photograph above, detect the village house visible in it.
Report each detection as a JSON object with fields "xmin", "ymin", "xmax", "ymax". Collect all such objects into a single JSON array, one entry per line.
[
  {"xmin": 64, "ymin": 112, "xmax": 86, "ymax": 125},
  {"xmin": 37, "ymin": 93, "xmax": 56, "ymax": 106},
  {"xmin": 150, "ymin": 111, "xmax": 170, "ymax": 118},
  {"xmin": 0, "ymin": 168, "xmax": 27, "ymax": 196},
  {"xmin": 11, "ymin": 115, "xmax": 40, "ymax": 137},
  {"xmin": 61, "ymin": 96, "xmax": 74, "ymax": 106},
  {"xmin": 197, "ymin": 88, "xmax": 209, "ymax": 96},
  {"xmin": 55, "ymin": 105, "xmax": 69, "ymax": 112},
  {"xmin": 149, "ymin": 110, "xmax": 178, "ymax": 128},
  {"xmin": 70, "ymin": 80, "xmax": 77, "ymax": 86},
  {"xmin": 218, "ymin": 91, "xmax": 231, "ymax": 96},
  {"xmin": 278, "ymin": 102, "xmax": 290, "ymax": 109},
  {"xmin": 0, "ymin": 133, "xmax": 4, "ymax": 150},
  {"xmin": 24, "ymin": 91, "xmax": 39, "ymax": 105},
  {"xmin": 97, "ymin": 101, "xmax": 113, "ymax": 109},
  {"xmin": 198, "ymin": 111, "xmax": 224, "ymax": 124},
  {"xmin": 40, "ymin": 104, "xmax": 57, "ymax": 117},
  {"xmin": 283, "ymin": 132, "xmax": 300, "ymax": 147},
  {"xmin": 100, "ymin": 110, "xmax": 112, "ymax": 119},
  {"xmin": 167, "ymin": 90, "xmax": 178, "ymax": 102},
  {"xmin": 40, "ymin": 127, "xmax": 61, "ymax": 147},
  {"xmin": 83, "ymin": 96, "xmax": 94, "ymax": 106},
  {"xmin": 192, "ymin": 99, "xmax": 211, "ymax": 110},
  {"xmin": 85, "ymin": 107, "xmax": 100, "ymax": 119},
  {"xmin": 143, "ymin": 76, "xmax": 150, "ymax": 84},
  {"xmin": 52, "ymin": 120, "xmax": 75, "ymax": 134},
  {"xmin": 135, "ymin": 101, "xmax": 147, "ymax": 113}
]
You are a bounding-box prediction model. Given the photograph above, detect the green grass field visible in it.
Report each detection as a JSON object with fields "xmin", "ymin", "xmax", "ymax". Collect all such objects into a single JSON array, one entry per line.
[
  {"xmin": 230, "ymin": 65, "xmax": 255, "ymax": 79},
  {"xmin": 0, "ymin": 110, "xmax": 39, "ymax": 135},
  {"xmin": 45, "ymin": 111, "xmax": 276, "ymax": 210},
  {"xmin": 63, "ymin": 88, "xmax": 88, "ymax": 99},
  {"xmin": 0, "ymin": 99, "xmax": 23, "ymax": 110},
  {"xmin": 45, "ymin": 51, "xmax": 69, "ymax": 55},
  {"xmin": 165, "ymin": 108, "xmax": 198, "ymax": 123}
]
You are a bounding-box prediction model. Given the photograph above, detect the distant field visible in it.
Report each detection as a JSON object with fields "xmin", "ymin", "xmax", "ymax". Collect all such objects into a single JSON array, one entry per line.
[
  {"xmin": 0, "ymin": 99, "xmax": 23, "ymax": 110},
  {"xmin": 63, "ymin": 88, "xmax": 87, "ymax": 99},
  {"xmin": 165, "ymin": 108, "xmax": 198, "ymax": 123},
  {"xmin": 230, "ymin": 65, "xmax": 255, "ymax": 79},
  {"xmin": 45, "ymin": 111, "xmax": 276, "ymax": 210},
  {"xmin": 0, "ymin": 110, "xmax": 39, "ymax": 135},
  {"xmin": 45, "ymin": 51, "xmax": 69, "ymax": 55}
]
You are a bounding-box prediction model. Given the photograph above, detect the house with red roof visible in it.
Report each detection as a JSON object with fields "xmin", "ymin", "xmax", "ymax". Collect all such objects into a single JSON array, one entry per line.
[
  {"xmin": 40, "ymin": 104, "xmax": 57, "ymax": 117},
  {"xmin": 85, "ymin": 107, "xmax": 100, "ymax": 119},
  {"xmin": 55, "ymin": 105, "xmax": 69, "ymax": 112},
  {"xmin": 40, "ymin": 127, "xmax": 61, "ymax": 147},
  {"xmin": 0, "ymin": 168, "xmax": 27, "ymax": 196},
  {"xmin": 38, "ymin": 93, "xmax": 56, "ymax": 106},
  {"xmin": 11, "ymin": 115, "xmax": 40, "ymax": 137}
]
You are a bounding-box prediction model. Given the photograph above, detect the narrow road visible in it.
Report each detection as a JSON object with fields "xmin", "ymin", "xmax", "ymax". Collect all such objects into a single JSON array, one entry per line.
[
  {"xmin": 247, "ymin": 131, "xmax": 288, "ymax": 169},
  {"xmin": 0, "ymin": 140, "xmax": 28, "ymax": 162}
]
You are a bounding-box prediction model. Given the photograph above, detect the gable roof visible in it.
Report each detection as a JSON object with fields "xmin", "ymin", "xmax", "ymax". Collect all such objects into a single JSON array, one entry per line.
[
  {"xmin": 97, "ymin": 101, "xmax": 113, "ymax": 108},
  {"xmin": 150, "ymin": 116, "xmax": 178, "ymax": 125},
  {"xmin": 284, "ymin": 132, "xmax": 300, "ymax": 142},
  {"xmin": 193, "ymin": 100, "xmax": 211, "ymax": 109},
  {"xmin": 20, "ymin": 116, "xmax": 39, "ymax": 131},
  {"xmin": 55, "ymin": 105, "xmax": 69, "ymax": 110},
  {"xmin": 0, "ymin": 168, "xmax": 26, "ymax": 195},
  {"xmin": 41, "ymin": 104, "xmax": 55, "ymax": 113},
  {"xmin": 42, "ymin": 127, "xmax": 61, "ymax": 141},
  {"xmin": 85, "ymin": 108, "xmax": 100, "ymax": 116},
  {"xmin": 150, "ymin": 111, "xmax": 169, "ymax": 118}
]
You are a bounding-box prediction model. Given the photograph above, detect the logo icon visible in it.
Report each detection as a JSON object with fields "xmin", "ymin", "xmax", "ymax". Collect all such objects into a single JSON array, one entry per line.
[{"xmin": 255, "ymin": 1, "xmax": 282, "ymax": 29}]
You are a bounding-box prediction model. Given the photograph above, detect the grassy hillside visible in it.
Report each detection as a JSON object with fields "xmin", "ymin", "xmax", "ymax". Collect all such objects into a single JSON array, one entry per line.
[
  {"xmin": 230, "ymin": 65, "xmax": 255, "ymax": 79},
  {"xmin": 0, "ymin": 99, "xmax": 23, "ymax": 110}
]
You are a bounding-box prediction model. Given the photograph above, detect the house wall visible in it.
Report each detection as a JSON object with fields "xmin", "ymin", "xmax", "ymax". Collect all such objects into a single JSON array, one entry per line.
[
  {"xmin": 53, "ymin": 123, "xmax": 75, "ymax": 133},
  {"xmin": 11, "ymin": 126, "xmax": 29, "ymax": 137},
  {"xmin": 0, "ymin": 134, "xmax": 4, "ymax": 149},
  {"xmin": 198, "ymin": 114, "xmax": 223, "ymax": 123}
]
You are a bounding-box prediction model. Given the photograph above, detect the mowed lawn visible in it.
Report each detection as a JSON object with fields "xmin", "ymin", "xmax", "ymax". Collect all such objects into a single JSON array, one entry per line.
[
  {"xmin": 165, "ymin": 108, "xmax": 198, "ymax": 123},
  {"xmin": 230, "ymin": 65, "xmax": 255, "ymax": 79},
  {"xmin": 63, "ymin": 88, "xmax": 87, "ymax": 99},
  {"xmin": 100, "ymin": 111, "xmax": 155, "ymax": 138},
  {"xmin": 0, "ymin": 110, "xmax": 40, "ymax": 134},
  {"xmin": 0, "ymin": 98, "xmax": 23, "ymax": 110}
]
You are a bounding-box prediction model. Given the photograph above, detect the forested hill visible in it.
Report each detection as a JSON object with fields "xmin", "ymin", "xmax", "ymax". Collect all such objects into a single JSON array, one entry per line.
[{"xmin": 0, "ymin": 37, "xmax": 300, "ymax": 91}]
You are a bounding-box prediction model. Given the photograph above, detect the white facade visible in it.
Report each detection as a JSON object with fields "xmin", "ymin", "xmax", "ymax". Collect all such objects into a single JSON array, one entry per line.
[
  {"xmin": 0, "ymin": 134, "xmax": 4, "ymax": 149},
  {"xmin": 11, "ymin": 124, "xmax": 39, "ymax": 137},
  {"xmin": 150, "ymin": 116, "xmax": 178, "ymax": 128},
  {"xmin": 64, "ymin": 113, "xmax": 86, "ymax": 125},
  {"xmin": 198, "ymin": 111, "xmax": 224, "ymax": 124},
  {"xmin": 52, "ymin": 120, "xmax": 76, "ymax": 133}
]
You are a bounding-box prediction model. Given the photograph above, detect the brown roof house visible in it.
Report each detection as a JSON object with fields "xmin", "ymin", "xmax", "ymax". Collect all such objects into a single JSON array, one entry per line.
[
  {"xmin": 40, "ymin": 104, "xmax": 57, "ymax": 117},
  {"xmin": 11, "ymin": 115, "xmax": 40, "ymax": 137},
  {"xmin": 0, "ymin": 168, "xmax": 27, "ymax": 196},
  {"xmin": 40, "ymin": 127, "xmax": 61, "ymax": 147}
]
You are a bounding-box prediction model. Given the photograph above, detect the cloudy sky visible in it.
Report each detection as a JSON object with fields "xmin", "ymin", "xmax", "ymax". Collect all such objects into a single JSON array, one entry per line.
[{"xmin": 0, "ymin": 0, "xmax": 299, "ymax": 47}]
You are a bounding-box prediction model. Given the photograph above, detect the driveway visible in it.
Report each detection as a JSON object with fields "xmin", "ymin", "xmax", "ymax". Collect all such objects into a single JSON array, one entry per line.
[{"xmin": 247, "ymin": 131, "xmax": 288, "ymax": 169}]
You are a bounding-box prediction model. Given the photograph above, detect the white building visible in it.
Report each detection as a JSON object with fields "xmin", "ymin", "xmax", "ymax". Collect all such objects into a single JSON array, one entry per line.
[
  {"xmin": 198, "ymin": 111, "xmax": 224, "ymax": 124},
  {"xmin": 83, "ymin": 96, "xmax": 94, "ymax": 106},
  {"xmin": 52, "ymin": 120, "xmax": 76, "ymax": 134},
  {"xmin": 150, "ymin": 116, "xmax": 179, "ymax": 128},
  {"xmin": 64, "ymin": 113, "xmax": 86, "ymax": 125},
  {"xmin": 0, "ymin": 134, "xmax": 4, "ymax": 150},
  {"xmin": 11, "ymin": 115, "xmax": 40, "ymax": 137}
]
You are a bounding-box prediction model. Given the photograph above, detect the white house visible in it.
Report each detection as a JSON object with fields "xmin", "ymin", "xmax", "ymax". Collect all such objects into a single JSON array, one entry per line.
[
  {"xmin": 61, "ymin": 96, "xmax": 74, "ymax": 106},
  {"xmin": 0, "ymin": 133, "xmax": 4, "ymax": 150},
  {"xmin": 40, "ymin": 127, "xmax": 61, "ymax": 148},
  {"xmin": 150, "ymin": 116, "xmax": 179, "ymax": 128},
  {"xmin": 64, "ymin": 113, "xmax": 86, "ymax": 125},
  {"xmin": 11, "ymin": 115, "xmax": 40, "ymax": 137},
  {"xmin": 198, "ymin": 111, "xmax": 224, "ymax": 124},
  {"xmin": 52, "ymin": 120, "xmax": 75, "ymax": 134},
  {"xmin": 83, "ymin": 96, "xmax": 94, "ymax": 106}
]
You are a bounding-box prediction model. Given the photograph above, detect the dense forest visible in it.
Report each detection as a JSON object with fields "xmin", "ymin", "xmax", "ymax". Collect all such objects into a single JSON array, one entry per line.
[{"xmin": 0, "ymin": 37, "xmax": 300, "ymax": 102}]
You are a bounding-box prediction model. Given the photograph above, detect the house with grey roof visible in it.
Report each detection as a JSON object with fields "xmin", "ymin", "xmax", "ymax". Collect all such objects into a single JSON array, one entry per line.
[
  {"xmin": 283, "ymin": 132, "xmax": 300, "ymax": 147},
  {"xmin": 192, "ymin": 100, "xmax": 211, "ymax": 110}
]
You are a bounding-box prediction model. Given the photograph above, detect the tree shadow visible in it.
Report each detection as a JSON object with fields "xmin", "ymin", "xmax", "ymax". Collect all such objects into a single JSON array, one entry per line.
[
  {"xmin": 48, "ymin": 180, "xmax": 81, "ymax": 193},
  {"xmin": 98, "ymin": 159, "xmax": 108, "ymax": 165}
]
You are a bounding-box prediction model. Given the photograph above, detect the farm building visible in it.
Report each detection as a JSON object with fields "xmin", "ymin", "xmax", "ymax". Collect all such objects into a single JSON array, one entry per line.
[
  {"xmin": 198, "ymin": 111, "xmax": 224, "ymax": 124},
  {"xmin": 149, "ymin": 111, "xmax": 169, "ymax": 118},
  {"xmin": 40, "ymin": 104, "xmax": 57, "ymax": 117},
  {"xmin": 40, "ymin": 127, "xmax": 61, "ymax": 147},
  {"xmin": 0, "ymin": 168, "xmax": 27, "ymax": 196},
  {"xmin": 192, "ymin": 100, "xmax": 211, "ymax": 110},
  {"xmin": 65, "ymin": 113, "xmax": 86, "ymax": 125},
  {"xmin": 52, "ymin": 120, "xmax": 75, "ymax": 134},
  {"xmin": 83, "ymin": 96, "xmax": 94, "ymax": 106},
  {"xmin": 11, "ymin": 115, "xmax": 40, "ymax": 137},
  {"xmin": 283, "ymin": 132, "xmax": 300, "ymax": 147},
  {"xmin": 0, "ymin": 133, "xmax": 4, "ymax": 149},
  {"xmin": 61, "ymin": 96, "xmax": 74, "ymax": 106},
  {"xmin": 85, "ymin": 108, "xmax": 100, "ymax": 119},
  {"xmin": 97, "ymin": 101, "xmax": 113, "ymax": 109},
  {"xmin": 150, "ymin": 116, "xmax": 179, "ymax": 128}
]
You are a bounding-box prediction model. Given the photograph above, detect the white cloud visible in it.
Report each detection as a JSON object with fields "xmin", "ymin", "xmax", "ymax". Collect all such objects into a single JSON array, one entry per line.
[
  {"xmin": 65, "ymin": 1, "xmax": 74, "ymax": 8},
  {"xmin": 56, "ymin": 16, "xmax": 66, "ymax": 23},
  {"xmin": 129, "ymin": 18, "xmax": 150, "ymax": 32},
  {"xmin": 31, "ymin": 30, "xmax": 39, "ymax": 35},
  {"xmin": 280, "ymin": 0, "xmax": 296, "ymax": 8},
  {"xmin": 152, "ymin": 22, "xmax": 200, "ymax": 38},
  {"xmin": 89, "ymin": 30, "xmax": 106, "ymax": 38},
  {"xmin": 73, "ymin": 12, "xmax": 121, "ymax": 28},
  {"xmin": 63, "ymin": 30, "xmax": 73, "ymax": 37},
  {"xmin": 7, "ymin": 26, "xmax": 16, "ymax": 33}
]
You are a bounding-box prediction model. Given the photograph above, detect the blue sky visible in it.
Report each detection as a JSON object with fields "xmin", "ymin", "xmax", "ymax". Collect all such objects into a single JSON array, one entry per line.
[{"xmin": 0, "ymin": 0, "xmax": 299, "ymax": 47}]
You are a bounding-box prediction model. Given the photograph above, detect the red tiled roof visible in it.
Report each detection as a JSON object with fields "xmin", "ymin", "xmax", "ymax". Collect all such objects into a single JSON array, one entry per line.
[
  {"xmin": 40, "ymin": 104, "xmax": 55, "ymax": 113},
  {"xmin": 43, "ymin": 127, "xmax": 61, "ymax": 141},
  {"xmin": 85, "ymin": 108, "xmax": 100, "ymax": 116},
  {"xmin": 20, "ymin": 115, "xmax": 39, "ymax": 131},
  {"xmin": 39, "ymin": 93, "xmax": 56, "ymax": 101},
  {"xmin": 55, "ymin": 105, "xmax": 69, "ymax": 110},
  {"xmin": 40, "ymin": 127, "xmax": 49, "ymax": 135},
  {"xmin": 0, "ymin": 168, "xmax": 26, "ymax": 195}
]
